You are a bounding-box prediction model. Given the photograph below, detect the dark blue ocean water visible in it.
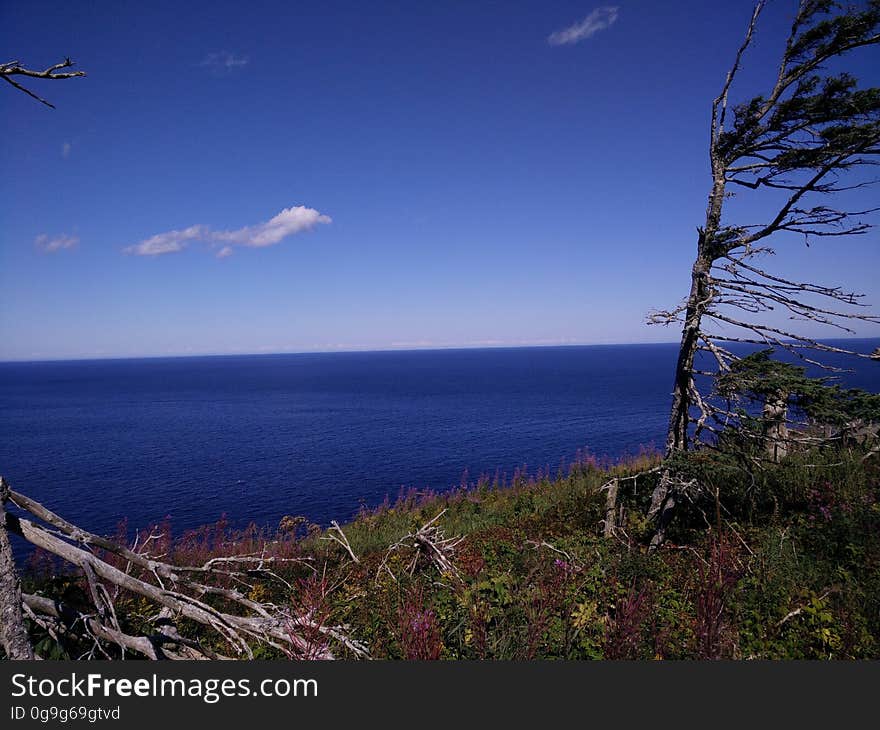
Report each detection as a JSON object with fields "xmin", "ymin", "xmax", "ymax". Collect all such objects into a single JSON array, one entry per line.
[{"xmin": 1, "ymin": 341, "xmax": 878, "ymax": 538}]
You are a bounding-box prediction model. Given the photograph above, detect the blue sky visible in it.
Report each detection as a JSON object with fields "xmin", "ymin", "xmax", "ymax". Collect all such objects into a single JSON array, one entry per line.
[{"xmin": 2, "ymin": 1, "xmax": 878, "ymax": 360}]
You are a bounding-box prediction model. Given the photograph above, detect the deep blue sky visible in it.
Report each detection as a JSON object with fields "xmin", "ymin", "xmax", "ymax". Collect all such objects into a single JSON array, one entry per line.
[{"xmin": 2, "ymin": 1, "xmax": 878, "ymax": 360}]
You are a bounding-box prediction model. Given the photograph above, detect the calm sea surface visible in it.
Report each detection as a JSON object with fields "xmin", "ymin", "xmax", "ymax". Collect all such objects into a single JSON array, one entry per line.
[{"xmin": 1, "ymin": 341, "xmax": 878, "ymax": 537}]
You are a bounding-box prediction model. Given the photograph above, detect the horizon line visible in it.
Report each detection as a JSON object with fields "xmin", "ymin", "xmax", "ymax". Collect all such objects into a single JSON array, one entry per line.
[
  {"xmin": 0, "ymin": 339, "xmax": 681, "ymax": 365},
  {"xmin": 2, "ymin": 334, "xmax": 880, "ymax": 365}
]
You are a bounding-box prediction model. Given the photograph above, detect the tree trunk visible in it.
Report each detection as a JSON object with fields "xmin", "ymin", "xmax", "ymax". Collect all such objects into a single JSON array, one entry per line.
[
  {"xmin": 666, "ymin": 145, "xmax": 727, "ymax": 452},
  {"xmin": 665, "ymin": 254, "xmax": 713, "ymax": 454},
  {"xmin": 603, "ymin": 478, "xmax": 619, "ymax": 538},
  {"xmin": 0, "ymin": 477, "xmax": 34, "ymax": 660},
  {"xmin": 650, "ymin": 168, "xmax": 725, "ymax": 547},
  {"xmin": 647, "ymin": 470, "xmax": 678, "ymax": 551},
  {"xmin": 762, "ymin": 392, "xmax": 789, "ymax": 462}
]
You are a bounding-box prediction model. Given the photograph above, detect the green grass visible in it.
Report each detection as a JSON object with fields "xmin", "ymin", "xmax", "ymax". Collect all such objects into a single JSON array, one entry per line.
[{"xmin": 16, "ymin": 443, "xmax": 880, "ymax": 660}]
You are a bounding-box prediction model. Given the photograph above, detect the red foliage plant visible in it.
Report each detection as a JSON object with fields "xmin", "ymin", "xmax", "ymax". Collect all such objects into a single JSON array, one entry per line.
[
  {"xmin": 693, "ymin": 533, "xmax": 743, "ymax": 660},
  {"xmin": 397, "ymin": 589, "xmax": 443, "ymax": 660},
  {"xmin": 603, "ymin": 580, "xmax": 653, "ymax": 660}
]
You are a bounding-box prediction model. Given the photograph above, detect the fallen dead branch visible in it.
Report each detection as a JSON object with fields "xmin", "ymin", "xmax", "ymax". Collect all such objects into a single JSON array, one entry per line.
[
  {"xmin": 0, "ymin": 478, "xmax": 369, "ymax": 660},
  {"xmin": 376, "ymin": 510, "xmax": 464, "ymax": 584},
  {"xmin": 776, "ymin": 588, "xmax": 837, "ymax": 630},
  {"xmin": 525, "ymin": 539, "xmax": 584, "ymax": 571},
  {"xmin": 321, "ymin": 520, "xmax": 360, "ymax": 564}
]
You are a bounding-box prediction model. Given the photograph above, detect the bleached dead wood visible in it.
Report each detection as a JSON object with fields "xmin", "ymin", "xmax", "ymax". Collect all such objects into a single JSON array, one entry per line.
[
  {"xmin": 377, "ymin": 510, "xmax": 464, "ymax": 583},
  {"xmin": 321, "ymin": 520, "xmax": 360, "ymax": 564},
  {"xmin": 602, "ymin": 478, "xmax": 619, "ymax": 538},
  {"xmin": 0, "ymin": 479, "xmax": 370, "ymax": 660}
]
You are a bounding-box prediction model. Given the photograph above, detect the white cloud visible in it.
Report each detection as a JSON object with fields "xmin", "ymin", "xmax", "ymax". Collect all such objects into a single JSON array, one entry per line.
[
  {"xmin": 200, "ymin": 52, "xmax": 249, "ymax": 72},
  {"xmin": 124, "ymin": 225, "xmax": 207, "ymax": 257},
  {"xmin": 548, "ymin": 6, "xmax": 619, "ymax": 46},
  {"xmin": 213, "ymin": 206, "xmax": 332, "ymax": 249},
  {"xmin": 61, "ymin": 142, "xmax": 71, "ymax": 159},
  {"xmin": 35, "ymin": 233, "xmax": 79, "ymax": 253},
  {"xmin": 125, "ymin": 206, "xmax": 331, "ymax": 257}
]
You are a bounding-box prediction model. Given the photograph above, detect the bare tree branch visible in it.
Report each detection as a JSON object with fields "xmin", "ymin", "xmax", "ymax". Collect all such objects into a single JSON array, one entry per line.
[
  {"xmin": 1, "ymin": 57, "xmax": 86, "ymax": 108},
  {"xmin": 4, "ymin": 482, "xmax": 370, "ymax": 660}
]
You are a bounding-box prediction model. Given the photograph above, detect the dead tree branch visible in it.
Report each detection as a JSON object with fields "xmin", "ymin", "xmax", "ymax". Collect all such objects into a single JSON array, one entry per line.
[
  {"xmin": 321, "ymin": 521, "xmax": 360, "ymax": 564},
  {"xmin": 3, "ymin": 481, "xmax": 370, "ymax": 660},
  {"xmin": 1, "ymin": 58, "xmax": 86, "ymax": 108},
  {"xmin": 376, "ymin": 510, "xmax": 464, "ymax": 583}
]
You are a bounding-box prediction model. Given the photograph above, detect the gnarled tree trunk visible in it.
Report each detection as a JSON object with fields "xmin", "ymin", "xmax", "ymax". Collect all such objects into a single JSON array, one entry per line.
[
  {"xmin": 666, "ymin": 252, "xmax": 715, "ymax": 454},
  {"xmin": 650, "ymin": 205, "xmax": 723, "ymax": 548}
]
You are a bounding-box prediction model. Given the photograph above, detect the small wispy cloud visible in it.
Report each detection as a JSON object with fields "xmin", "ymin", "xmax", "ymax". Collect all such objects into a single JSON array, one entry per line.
[
  {"xmin": 61, "ymin": 142, "xmax": 72, "ymax": 159},
  {"xmin": 35, "ymin": 233, "xmax": 79, "ymax": 253},
  {"xmin": 124, "ymin": 206, "xmax": 331, "ymax": 258},
  {"xmin": 548, "ymin": 6, "xmax": 619, "ymax": 46},
  {"xmin": 200, "ymin": 51, "xmax": 249, "ymax": 72},
  {"xmin": 124, "ymin": 225, "xmax": 207, "ymax": 257}
]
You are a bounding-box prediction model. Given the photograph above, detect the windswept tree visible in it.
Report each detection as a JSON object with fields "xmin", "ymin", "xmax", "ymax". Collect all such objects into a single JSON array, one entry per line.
[
  {"xmin": 646, "ymin": 0, "xmax": 880, "ymax": 544},
  {"xmin": 1, "ymin": 57, "xmax": 85, "ymax": 108},
  {"xmin": 715, "ymin": 349, "xmax": 880, "ymax": 460}
]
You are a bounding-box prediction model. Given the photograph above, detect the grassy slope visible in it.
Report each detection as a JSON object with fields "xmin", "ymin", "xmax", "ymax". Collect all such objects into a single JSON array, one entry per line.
[{"xmin": 19, "ymin": 444, "xmax": 880, "ymax": 660}]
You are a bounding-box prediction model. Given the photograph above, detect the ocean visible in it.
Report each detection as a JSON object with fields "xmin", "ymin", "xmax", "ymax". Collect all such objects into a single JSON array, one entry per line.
[{"xmin": 1, "ymin": 340, "xmax": 878, "ymax": 538}]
